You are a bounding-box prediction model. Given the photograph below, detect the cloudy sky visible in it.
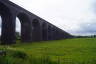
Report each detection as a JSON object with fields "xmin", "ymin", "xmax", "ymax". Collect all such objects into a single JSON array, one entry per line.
[{"xmin": 0, "ymin": 0, "xmax": 96, "ymax": 35}]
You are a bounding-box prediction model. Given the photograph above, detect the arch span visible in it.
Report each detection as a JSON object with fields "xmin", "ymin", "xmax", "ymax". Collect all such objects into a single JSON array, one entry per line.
[
  {"xmin": 17, "ymin": 13, "xmax": 32, "ymax": 42},
  {"xmin": 48, "ymin": 25, "xmax": 53, "ymax": 40},
  {"xmin": 42, "ymin": 22, "xmax": 48, "ymax": 41},
  {"xmin": 15, "ymin": 17, "xmax": 21, "ymax": 40},
  {"xmin": 32, "ymin": 19, "xmax": 42, "ymax": 41}
]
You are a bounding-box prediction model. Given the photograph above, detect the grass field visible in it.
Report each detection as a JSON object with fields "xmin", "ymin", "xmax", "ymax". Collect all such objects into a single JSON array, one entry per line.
[{"xmin": 0, "ymin": 38, "xmax": 96, "ymax": 64}]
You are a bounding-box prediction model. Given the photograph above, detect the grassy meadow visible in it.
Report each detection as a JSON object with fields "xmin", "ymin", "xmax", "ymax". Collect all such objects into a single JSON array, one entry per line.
[{"xmin": 0, "ymin": 38, "xmax": 96, "ymax": 64}]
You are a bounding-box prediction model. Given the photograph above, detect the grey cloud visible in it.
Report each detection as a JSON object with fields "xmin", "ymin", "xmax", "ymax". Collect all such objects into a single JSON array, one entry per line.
[
  {"xmin": 92, "ymin": 0, "xmax": 96, "ymax": 13},
  {"xmin": 75, "ymin": 21, "xmax": 96, "ymax": 35}
]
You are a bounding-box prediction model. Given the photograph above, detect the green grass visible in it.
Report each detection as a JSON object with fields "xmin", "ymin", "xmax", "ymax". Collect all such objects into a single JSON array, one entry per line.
[{"xmin": 0, "ymin": 38, "xmax": 96, "ymax": 64}]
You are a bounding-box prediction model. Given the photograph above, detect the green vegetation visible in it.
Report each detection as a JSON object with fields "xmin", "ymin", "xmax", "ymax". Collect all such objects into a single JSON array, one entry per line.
[{"xmin": 0, "ymin": 38, "xmax": 96, "ymax": 64}]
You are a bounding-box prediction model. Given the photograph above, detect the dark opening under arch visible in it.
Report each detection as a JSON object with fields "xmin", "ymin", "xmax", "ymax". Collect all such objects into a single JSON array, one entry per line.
[
  {"xmin": 32, "ymin": 19, "xmax": 40, "ymax": 27},
  {"xmin": 48, "ymin": 25, "xmax": 53, "ymax": 40},
  {"xmin": 42, "ymin": 22, "xmax": 48, "ymax": 41},
  {"xmin": 32, "ymin": 19, "xmax": 42, "ymax": 41},
  {"xmin": 17, "ymin": 13, "xmax": 32, "ymax": 42}
]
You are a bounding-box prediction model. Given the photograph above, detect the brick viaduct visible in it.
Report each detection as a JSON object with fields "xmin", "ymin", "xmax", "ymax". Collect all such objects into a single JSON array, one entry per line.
[{"xmin": 0, "ymin": 0, "xmax": 72, "ymax": 45}]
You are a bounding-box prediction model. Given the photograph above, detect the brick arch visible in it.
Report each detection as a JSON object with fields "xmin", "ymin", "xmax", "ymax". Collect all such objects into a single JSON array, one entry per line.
[
  {"xmin": 17, "ymin": 13, "xmax": 32, "ymax": 42},
  {"xmin": 32, "ymin": 19, "xmax": 40, "ymax": 27},
  {"xmin": 42, "ymin": 22, "xmax": 48, "ymax": 41},
  {"xmin": 47, "ymin": 25, "xmax": 53, "ymax": 40},
  {"xmin": 31, "ymin": 19, "xmax": 42, "ymax": 41}
]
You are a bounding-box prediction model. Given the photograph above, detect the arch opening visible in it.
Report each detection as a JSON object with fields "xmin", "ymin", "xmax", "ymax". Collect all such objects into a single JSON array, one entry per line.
[
  {"xmin": 42, "ymin": 23, "xmax": 48, "ymax": 41},
  {"xmin": 17, "ymin": 13, "xmax": 32, "ymax": 42},
  {"xmin": 0, "ymin": 16, "xmax": 2, "ymax": 42},
  {"xmin": 48, "ymin": 25, "xmax": 53, "ymax": 40},
  {"xmin": 32, "ymin": 19, "xmax": 42, "ymax": 41},
  {"xmin": 15, "ymin": 17, "xmax": 21, "ymax": 40},
  {"xmin": 32, "ymin": 19, "xmax": 40, "ymax": 27}
]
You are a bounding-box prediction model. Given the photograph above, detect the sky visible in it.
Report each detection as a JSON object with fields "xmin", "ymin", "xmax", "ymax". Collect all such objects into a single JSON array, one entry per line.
[{"xmin": 0, "ymin": 0, "xmax": 96, "ymax": 35}]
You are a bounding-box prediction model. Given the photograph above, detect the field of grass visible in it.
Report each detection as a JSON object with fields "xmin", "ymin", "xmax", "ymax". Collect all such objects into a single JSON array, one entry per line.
[{"xmin": 0, "ymin": 38, "xmax": 96, "ymax": 64}]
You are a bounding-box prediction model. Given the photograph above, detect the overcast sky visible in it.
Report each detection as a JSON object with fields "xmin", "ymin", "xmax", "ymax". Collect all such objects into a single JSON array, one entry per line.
[{"xmin": 0, "ymin": 0, "xmax": 96, "ymax": 35}]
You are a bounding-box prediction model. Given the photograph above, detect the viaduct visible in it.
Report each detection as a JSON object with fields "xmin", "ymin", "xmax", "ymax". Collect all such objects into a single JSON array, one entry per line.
[{"xmin": 0, "ymin": 0, "xmax": 72, "ymax": 45}]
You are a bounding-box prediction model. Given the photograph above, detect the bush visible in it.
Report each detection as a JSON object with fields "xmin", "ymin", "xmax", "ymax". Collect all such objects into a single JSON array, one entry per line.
[{"xmin": 12, "ymin": 51, "xmax": 27, "ymax": 59}]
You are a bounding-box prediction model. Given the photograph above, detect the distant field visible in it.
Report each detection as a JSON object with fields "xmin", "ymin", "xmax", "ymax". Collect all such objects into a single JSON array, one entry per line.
[{"xmin": 0, "ymin": 38, "xmax": 96, "ymax": 64}]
